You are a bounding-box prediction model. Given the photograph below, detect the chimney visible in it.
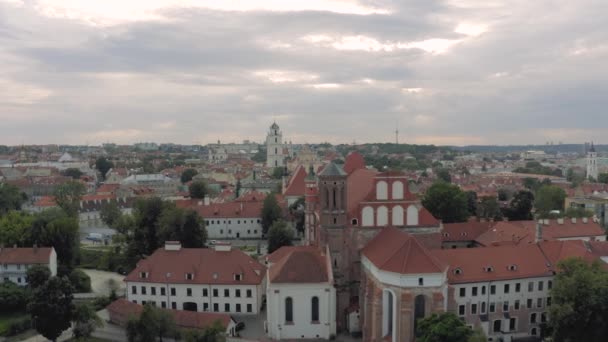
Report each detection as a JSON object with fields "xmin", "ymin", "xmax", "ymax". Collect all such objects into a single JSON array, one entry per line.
[
  {"xmin": 164, "ymin": 241, "xmax": 182, "ymax": 251},
  {"xmin": 33, "ymin": 244, "xmax": 38, "ymax": 253},
  {"xmin": 582, "ymin": 217, "xmax": 588, "ymax": 223},
  {"xmin": 203, "ymin": 196, "xmax": 210, "ymax": 206},
  {"xmin": 197, "ymin": 200, "xmax": 203, "ymax": 206},
  {"xmin": 571, "ymin": 217, "xmax": 577, "ymax": 224},
  {"xmin": 557, "ymin": 218, "xmax": 564, "ymax": 225},
  {"xmin": 535, "ymin": 221, "xmax": 543, "ymax": 243},
  {"xmin": 214, "ymin": 242, "xmax": 232, "ymax": 252},
  {"xmin": 240, "ymin": 203, "xmax": 244, "ymax": 212}
]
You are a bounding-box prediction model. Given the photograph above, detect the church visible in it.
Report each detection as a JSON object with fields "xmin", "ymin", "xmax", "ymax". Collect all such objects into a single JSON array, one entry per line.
[{"xmin": 265, "ymin": 122, "xmax": 292, "ymax": 168}]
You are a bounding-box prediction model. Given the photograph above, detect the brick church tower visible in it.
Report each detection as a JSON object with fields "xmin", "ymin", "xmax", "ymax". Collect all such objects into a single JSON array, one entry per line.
[{"xmin": 304, "ymin": 165, "xmax": 319, "ymax": 246}]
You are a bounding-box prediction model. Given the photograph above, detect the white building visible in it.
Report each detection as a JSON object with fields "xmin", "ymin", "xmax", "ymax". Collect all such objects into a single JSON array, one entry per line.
[
  {"xmin": 587, "ymin": 142, "xmax": 599, "ymax": 180},
  {"xmin": 266, "ymin": 246, "xmax": 336, "ymax": 340},
  {"xmin": 0, "ymin": 246, "xmax": 57, "ymax": 286},
  {"xmin": 266, "ymin": 122, "xmax": 287, "ymax": 168},
  {"xmin": 120, "ymin": 174, "xmax": 180, "ymax": 197},
  {"xmin": 193, "ymin": 200, "xmax": 265, "ymax": 239},
  {"xmin": 125, "ymin": 242, "xmax": 266, "ymax": 315}
]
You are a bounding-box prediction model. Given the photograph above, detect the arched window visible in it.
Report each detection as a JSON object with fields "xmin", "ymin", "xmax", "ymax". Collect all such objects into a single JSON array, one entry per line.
[
  {"xmin": 332, "ymin": 188, "xmax": 337, "ymax": 208},
  {"xmin": 311, "ymin": 297, "xmax": 319, "ymax": 322},
  {"xmin": 285, "ymin": 297, "xmax": 293, "ymax": 323},
  {"xmin": 376, "ymin": 181, "xmax": 388, "ymax": 200},
  {"xmin": 392, "ymin": 205, "xmax": 404, "ymax": 226},
  {"xmin": 377, "ymin": 206, "xmax": 388, "ymax": 226},
  {"xmin": 362, "ymin": 206, "xmax": 374, "ymax": 226},
  {"xmin": 407, "ymin": 205, "xmax": 419, "ymax": 226},
  {"xmin": 325, "ymin": 188, "xmax": 331, "ymax": 209},
  {"xmin": 392, "ymin": 181, "xmax": 404, "ymax": 199}
]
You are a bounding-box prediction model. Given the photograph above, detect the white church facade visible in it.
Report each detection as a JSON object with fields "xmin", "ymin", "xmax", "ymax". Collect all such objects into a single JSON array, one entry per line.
[{"xmin": 266, "ymin": 122, "xmax": 289, "ymax": 168}]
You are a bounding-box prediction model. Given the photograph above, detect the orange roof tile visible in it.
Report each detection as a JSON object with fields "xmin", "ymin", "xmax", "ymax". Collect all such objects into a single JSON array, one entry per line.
[{"xmin": 268, "ymin": 246, "xmax": 330, "ymax": 284}]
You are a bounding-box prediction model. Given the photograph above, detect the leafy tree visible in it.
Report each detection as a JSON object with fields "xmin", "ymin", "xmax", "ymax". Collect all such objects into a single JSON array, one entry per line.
[
  {"xmin": 535, "ymin": 185, "xmax": 567, "ymax": 217},
  {"xmin": 68, "ymin": 269, "xmax": 92, "ymax": 293},
  {"xmin": 465, "ymin": 191, "xmax": 478, "ymax": 216},
  {"xmin": 0, "ymin": 211, "xmax": 34, "ymax": 246},
  {"xmin": 28, "ymin": 276, "xmax": 74, "ymax": 342},
  {"xmin": 235, "ymin": 179, "xmax": 242, "ymax": 198},
  {"xmin": 422, "ymin": 182, "xmax": 470, "ymax": 223},
  {"xmin": 549, "ymin": 258, "xmax": 608, "ymax": 342},
  {"xmin": 26, "ymin": 265, "xmax": 51, "ymax": 289},
  {"xmin": 0, "ymin": 281, "xmax": 27, "ymax": 313},
  {"xmin": 435, "ymin": 168, "xmax": 451, "ymax": 183},
  {"xmin": 251, "ymin": 145, "xmax": 266, "ymax": 163},
  {"xmin": 53, "ymin": 180, "xmax": 86, "ymax": 217},
  {"xmin": 189, "ymin": 180, "xmax": 209, "ymax": 199},
  {"xmin": 184, "ymin": 320, "xmax": 227, "ymax": 342},
  {"xmin": 62, "ymin": 168, "xmax": 83, "ymax": 179},
  {"xmin": 267, "ymin": 220, "xmax": 294, "ymax": 254},
  {"xmin": 181, "ymin": 168, "xmax": 198, "ymax": 184},
  {"xmin": 598, "ymin": 173, "xmax": 608, "ymax": 184},
  {"xmin": 100, "ymin": 200, "xmax": 123, "ymax": 228},
  {"xmin": 416, "ymin": 312, "xmax": 473, "ymax": 342},
  {"xmin": 158, "ymin": 207, "xmax": 206, "ymax": 248},
  {"xmin": 504, "ymin": 190, "xmax": 534, "ymax": 221},
  {"xmin": 289, "ymin": 197, "xmax": 305, "ymax": 234},
  {"xmin": 0, "ymin": 183, "xmax": 26, "ymax": 214},
  {"xmin": 497, "ymin": 188, "xmax": 509, "ymax": 201},
  {"xmin": 468, "ymin": 328, "xmax": 487, "ymax": 342},
  {"xmin": 523, "ymin": 177, "xmax": 542, "ymax": 192},
  {"xmin": 564, "ymin": 207, "xmax": 594, "ymax": 218},
  {"xmin": 477, "ymin": 197, "xmax": 503, "ymax": 221},
  {"xmin": 128, "ymin": 304, "xmax": 178, "ymax": 342},
  {"xmin": 30, "ymin": 210, "xmax": 80, "ymax": 270},
  {"xmin": 72, "ymin": 302, "xmax": 103, "ymax": 340},
  {"xmin": 95, "ymin": 157, "xmax": 114, "ymax": 180},
  {"xmin": 261, "ymin": 193, "xmax": 282, "ymax": 234},
  {"xmin": 271, "ymin": 167, "xmax": 284, "ymax": 179}
]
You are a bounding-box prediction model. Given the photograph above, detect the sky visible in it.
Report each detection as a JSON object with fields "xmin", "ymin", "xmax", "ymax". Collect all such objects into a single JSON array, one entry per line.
[{"xmin": 0, "ymin": 0, "xmax": 607, "ymax": 146}]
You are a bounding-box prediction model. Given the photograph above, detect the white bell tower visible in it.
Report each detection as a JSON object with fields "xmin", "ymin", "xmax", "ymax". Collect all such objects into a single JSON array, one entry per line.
[
  {"xmin": 266, "ymin": 122, "xmax": 285, "ymax": 168},
  {"xmin": 587, "ymin": 142, "xmax": 598, "ymax": 181}
]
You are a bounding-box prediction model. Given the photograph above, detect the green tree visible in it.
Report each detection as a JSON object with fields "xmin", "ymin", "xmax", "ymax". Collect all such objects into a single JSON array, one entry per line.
[
  {"xmin": 422, "ymin": 182, "xmax": 470, "ymax": 223},
  {"xmin": 189, "ymin": 180, "xmax": 209, "ymax": 199},
  {"xmin": 261, "ymin": 193, "xmax": 283, "ymax": 234},
  {"xmin": 100, "ymin": 200, "xmax": 123, "ymax": 228},
  {"xmin": 184, "ymin": 320, "xmax": 227, "ymax": 342},
  {"xmin": 598, "ymin": 173, "xmax": 608, "ymax": 184},
  {"xmin": 181, "ymin": 168, "xmax": 198, "ymax": 184},
  {"xmin": 0, "ymin": 281, "xmax": 27, "ymax": 313},
  {"xmin": 0, "ymin": 211, "xmax": 34, "ymax": 246},
  {"xmin": 416, "ymin": 312, "xmax": 473, "ymax": 342},
  {"xmin": 549, "ymin": 258, "xmax": 608, "ymax": 342},
  {"xmin": 128, "ymin": 304, "xmax": 178, "ymax": 342},
  {"xmin": 28, "ymin": 276, "xmax": 74, "ymax": 342},
  {"xmin": 468, "ymin": 328, "xmax": 487, "ymax": 342},
  {"xmin": 62, "ymin": 168, "xmax": 83, "ymax": 179},
  {"xmin": 68, "ymin": 269, "xmax": 92, "ymax": 293},
  {"xmin": 564, "ymin": 207, "xmax": 594, "ymax": 218},
  {"xmin": 523, "ymin": 177, "xmax": 541, "ymax": 192},
  {"xmin": 267, "ymin": 220, "xmax": 294, "ymax": 254},
  {"xmin": 251, "ymin": 145, "xmax": 266, "ymax": 163},
  {"xmin": 504, "ymin": 190, "xmax": 534, "ymax": 221},
  {"xmin": 26, "ymin": 265, "xmax": 51, "ymax": 289},
  {"xmin": 95, "ymin": 157, "xmax": 114, "ymax": 180},
  {"xmin": 31, "ymin": 210, "xmax": 80, "ymax": 270},
  {"xmin": 72, "ymin": 302, "xmax": 103, "ymax": 340},
  {"xmin": 0, "ymin": 183, "xmax": 26, "ymax": 214},
  {"xmin": 435, "ymin": 168, "xmax": 451, "ymax": 183},
  {"xmin": 535, "ymin": 185, "xmax": 567, "ymax": 217},
  {"xmin": 289, "ymin": 197, "xmax": 305, "ymax": 235},
  {"xmin": 158, "ymin": 207, "xmax": 207, "ymax": 248},
  {"xmin": 477, "ymin": 197, "xmax": 503, "ymax": 221},
  {"xmin": 465, "ymin": 191, "xmax": 478, "ymax": 216},
  {"xmin": 271, "ymin": 167, "xmax": 284, "ymax": 179},
  {"xmin": 53, "ymin": 180, "xmax": 86, "ymax": 217}
]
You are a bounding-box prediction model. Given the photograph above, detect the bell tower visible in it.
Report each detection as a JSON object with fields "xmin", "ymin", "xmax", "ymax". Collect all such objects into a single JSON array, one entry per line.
[
  {"xmin": 317, "ymin": 162, "xmax": 348, "ymax": 228},
  {"xmin": 304, "ymin": 165, "xmax": 319, "ymax": 246},
  {"xmin": 587, "ymin": 142, "xmax": 599, "ymax": 181}
]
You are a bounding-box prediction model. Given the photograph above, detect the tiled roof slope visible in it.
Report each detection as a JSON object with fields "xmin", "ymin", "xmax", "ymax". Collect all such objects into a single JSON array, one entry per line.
[{"xmin": 268, "ymin": 246, "xmax": 330, "ymax": 284}]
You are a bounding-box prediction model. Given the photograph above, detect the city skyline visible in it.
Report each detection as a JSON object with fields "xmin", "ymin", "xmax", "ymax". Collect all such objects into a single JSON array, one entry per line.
[{"xmin": 0, "ymin": 0, "xmax": 606, "ymax": 145}]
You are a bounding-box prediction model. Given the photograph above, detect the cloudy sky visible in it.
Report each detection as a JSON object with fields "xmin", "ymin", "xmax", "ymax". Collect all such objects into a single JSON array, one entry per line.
[{"xmin": 0, "ymin": 0, "xmax": 606, "ymax": 146}]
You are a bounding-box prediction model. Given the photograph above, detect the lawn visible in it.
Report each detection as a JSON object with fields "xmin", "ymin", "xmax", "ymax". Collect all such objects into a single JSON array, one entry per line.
[{"xmin": 0, "ymin": 311, "xmax": 29, "ymax": 337}]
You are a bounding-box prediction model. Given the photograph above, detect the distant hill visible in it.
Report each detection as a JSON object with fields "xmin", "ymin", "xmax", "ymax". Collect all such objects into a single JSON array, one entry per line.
[{"xmin": 448, "ymin": 144, "xmax": 605, "ymax": 154}]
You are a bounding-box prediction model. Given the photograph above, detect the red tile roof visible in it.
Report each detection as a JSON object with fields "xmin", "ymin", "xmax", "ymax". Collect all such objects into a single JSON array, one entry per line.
[
  {"xmin": 362, "ymin": 227, "xmax": 447, "ymax": 274},
  {"xmin": 268, "ymin": 246, "xmax": 330, "ymax": 284},
  {"xmin": 475, "ymin": 220, "xmax": 605, "ymax": 246},
  {"xmin": 346, "ymin": 168, "xmax": 377, "ymax": 216},
  {"xmin": 442, "ymin": 221, "xmax": 494, "ymax": 242},
  {"xmin": 192, "ymin": 201, "xmax": 263, "ymax": 219},
  {"xmin": 343, "ymin": 151, "xmax": 366, "ymax": 174},
  {"xmin": 125, "ymin": 246, "xmax": 265, "ymax": 285},
  {"xmin": 107, "ymin": 299, "xmax": 232, "ymax": 330},
  {"xmin": 283, "ymin": 165, "xmax": 307, "ymax": 197},
  {"xmin": 0, "ymin": 247, "xmax": 54, "ymax": 264}
]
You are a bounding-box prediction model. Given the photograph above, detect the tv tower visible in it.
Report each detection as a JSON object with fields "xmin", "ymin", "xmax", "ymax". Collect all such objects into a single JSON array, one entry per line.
[{"xmin": 395, "ymin": 121, "xmax": 399, "ymax": 145}]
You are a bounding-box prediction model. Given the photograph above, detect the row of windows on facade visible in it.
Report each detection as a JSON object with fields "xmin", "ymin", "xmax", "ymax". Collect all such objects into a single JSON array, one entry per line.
[
  {"xmin": 486, "ymin": 313, "xmax": 548, "ymax": 335},
  {"xmin": 3, "ymin": 277, "xmax": 24, "ymax": 284},
  {"xmin": 458, "ymin": 297, "xmax": 552, "ymax": 316},
  {"xmin": 458, "ymin": 280, "xmax": 552, "ymax": 297},
  {"xmin": 375, "ymin": 180, "xmax": 406, "ymax": 200},
  {"xmin": 132, "ymin": 300, "xmax": 253, "ymax": 313},
  {"xmin": 206, "ymin": 219, "xmax": 261, "ymax": 225},
  {"xmin": 131, "ymin": 286, "xmax": 252, "ymax": 298},
  {"xmin": 139, "ymin": 272, "xmax": 243, "ymax": 281},
  {"xmin": 1, "ymin": 264, "xmax": 30, "ymax": 270},
  {"xmin": 284, "ymin": 297, "xmax": 320, "ymax": 324},
  {"xmin": 208, "ymin": 228, "xmax": 259, "ymax": 235},
  {"xmin": 360, "ymin": 205, "xmax": 419, "ymax": 227}
]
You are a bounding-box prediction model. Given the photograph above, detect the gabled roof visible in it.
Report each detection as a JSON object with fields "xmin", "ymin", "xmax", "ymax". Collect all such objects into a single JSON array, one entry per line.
[
  {"xmin": 268, "ymin": 246, "xmax": 330, "ymax": 284},
  {"xmin": 343, "ymin": 151, "xmax": 366, "ymax": 174},
  {"xmin": 362, "ymin": 227, "xmax": 447, "ymax": 275},
  {"xmin": 0, "ymin": 247, "xmax": 54, "ymax": 264},
  {"xmin": 318, "ymin": 162, "xmax": 347, "ymax": 177},
  {"xmin": 283, "ymin": 165, "xmax": 307, "ymax": 197}
]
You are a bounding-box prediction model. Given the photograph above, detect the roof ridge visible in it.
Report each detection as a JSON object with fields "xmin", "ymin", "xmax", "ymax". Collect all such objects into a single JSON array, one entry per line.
[{"xmin": 400, "ymin": 238, "xmax": 414, "ymax": 274}]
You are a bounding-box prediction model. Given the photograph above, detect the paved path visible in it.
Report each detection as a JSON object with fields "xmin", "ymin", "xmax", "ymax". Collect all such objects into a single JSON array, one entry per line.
[{"xmin": 82, "ymin": 269, "xmax": 126, "ymax": 297}]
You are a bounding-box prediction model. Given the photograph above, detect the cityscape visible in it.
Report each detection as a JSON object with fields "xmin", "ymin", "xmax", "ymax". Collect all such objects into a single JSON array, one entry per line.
[{"xmin": 1, "ymin": 1, "xmax": 607, "ymax": 342}]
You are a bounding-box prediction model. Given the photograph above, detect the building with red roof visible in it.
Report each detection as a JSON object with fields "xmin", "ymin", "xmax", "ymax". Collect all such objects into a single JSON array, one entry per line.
[
  {"xmin": 0, "ymin": 246, "xmax": 57, "ymax": 286},
  {"xmin": 125, "ymin": 242, "xmax": 266, "ymax": 316}
]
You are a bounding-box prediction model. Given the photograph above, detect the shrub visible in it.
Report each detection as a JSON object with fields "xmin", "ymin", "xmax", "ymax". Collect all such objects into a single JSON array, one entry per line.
[
  {"xmin": 6, "ymin": 317, "xmax": 31, "ymax": 336},
  {"xmin": 0, "ymin": 282, "xmax": 27, "ymax": 313},
  {"xmin": 69, "ymin": 269, "xmax": 92, "ymax": 293}
]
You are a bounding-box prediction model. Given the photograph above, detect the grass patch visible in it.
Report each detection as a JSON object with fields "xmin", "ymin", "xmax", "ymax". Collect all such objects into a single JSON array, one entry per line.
[{"xmin": 0, "ymin": 311, "xmax": 29, "ymax": 337}]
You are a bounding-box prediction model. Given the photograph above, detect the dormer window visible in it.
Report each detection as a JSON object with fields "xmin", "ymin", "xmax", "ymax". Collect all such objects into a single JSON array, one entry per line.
[
  {"xmin": 234, "ymin": 273, "xmax": 242, "ymax": 281},
  {"xmin": 508, "ymin": 264, "xmax": 518, "ymax": 271},
  {"xmin": 186, "ymin": 273, "xmax": 194, "ymax": 280},
  {"xmin": 484, "ymin": 266, "xmax": 494, "ymax": 273},
  {"xmin": 139, "ymin": 272, "xmax": 148, "ymax": 279},
  {"xmin": 454, "ymin": 268, "xmax": 463, "ymax": 275}
]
